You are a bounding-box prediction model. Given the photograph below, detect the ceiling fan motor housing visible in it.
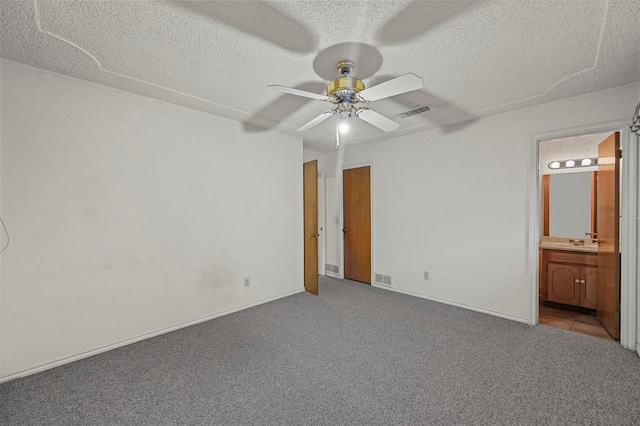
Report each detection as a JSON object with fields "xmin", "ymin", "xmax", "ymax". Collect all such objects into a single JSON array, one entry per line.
[
  {"xmin": 327, "ymin": 60, "xmax": 364, "ymax": 105},
  {"xmin": 326, "ymin": 77, "xmax": 365, "ymax": 97},
  {"xmin": 328, "ymin": 78, "xmax": 364, "ymax": 118}
]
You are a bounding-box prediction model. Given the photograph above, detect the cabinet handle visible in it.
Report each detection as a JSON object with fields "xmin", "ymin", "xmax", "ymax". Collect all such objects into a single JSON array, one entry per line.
[
  {"xmin": 580, "ymin": 280, "xmax": 585, "ymax": 284},
  {"xmin": 575, "ymin": 279, "xmax": 580, "ymax": 283}
]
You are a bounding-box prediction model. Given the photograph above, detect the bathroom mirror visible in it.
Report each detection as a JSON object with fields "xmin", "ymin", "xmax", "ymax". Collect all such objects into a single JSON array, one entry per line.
[{"xmin": 545, "ymin": 172, "xmax": 595, "ymax": 239}]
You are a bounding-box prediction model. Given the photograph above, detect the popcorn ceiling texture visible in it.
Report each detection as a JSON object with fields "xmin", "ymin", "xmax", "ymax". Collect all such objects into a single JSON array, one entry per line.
[{"xmin": 1, "ymin": 0, "xmax": 638, "ymax": 151}]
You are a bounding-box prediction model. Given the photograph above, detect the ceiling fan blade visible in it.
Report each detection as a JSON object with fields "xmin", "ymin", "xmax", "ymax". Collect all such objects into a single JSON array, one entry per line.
[
  {"xmin": 268, "ymin": 85, "xmax": 331, "ymax": 101},
  {"xmin": 297, "ymin": 110, "xmax": 336, "ymax": 132},
  {"xmin": 355, "ymin": 108, "xmax": 399, "ymax": 132},
  {"xmin": 358, "ymin": 73, "xmax": 424, "ymax": 102}
]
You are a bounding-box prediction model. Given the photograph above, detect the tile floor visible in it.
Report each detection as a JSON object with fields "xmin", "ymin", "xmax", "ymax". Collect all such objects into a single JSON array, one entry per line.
[{"xmin": 539, "ymin": 303, "xmax": 614, "ymax": 340}]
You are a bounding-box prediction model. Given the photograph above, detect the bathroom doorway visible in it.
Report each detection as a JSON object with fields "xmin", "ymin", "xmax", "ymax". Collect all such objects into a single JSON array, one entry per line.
[{"xmin": 537, "ymin": 131, "xmax": 621, "ymax": 340}]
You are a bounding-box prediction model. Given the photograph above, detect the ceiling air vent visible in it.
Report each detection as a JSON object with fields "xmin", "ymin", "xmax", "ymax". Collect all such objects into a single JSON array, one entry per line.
[{"xmin": 397, "ymin": 105, "xmax": 431, "ymax": 118}]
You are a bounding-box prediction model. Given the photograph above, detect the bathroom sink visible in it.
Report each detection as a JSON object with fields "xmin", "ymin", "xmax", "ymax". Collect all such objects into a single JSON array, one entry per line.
[{"xmin": 539, "ymin": 237, "xmax": 598, "ymax": 253}]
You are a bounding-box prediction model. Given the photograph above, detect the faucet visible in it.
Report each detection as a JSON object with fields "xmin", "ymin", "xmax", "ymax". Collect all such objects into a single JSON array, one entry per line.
[{"xmin": 585, "ymin": 232, "xmax": 598, "ymax": 244}]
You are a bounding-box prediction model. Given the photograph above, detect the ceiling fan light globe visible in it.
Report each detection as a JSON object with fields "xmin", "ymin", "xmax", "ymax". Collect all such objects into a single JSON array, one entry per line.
[{"xmin": 338, "ymin": 123, "xmax": 349, "ymax": 133}]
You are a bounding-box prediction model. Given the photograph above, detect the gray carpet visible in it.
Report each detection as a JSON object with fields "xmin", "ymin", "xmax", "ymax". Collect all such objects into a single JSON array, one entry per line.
[{"xmin": 2, "ymin": 276, "xmax": 639, "ymax": 425}]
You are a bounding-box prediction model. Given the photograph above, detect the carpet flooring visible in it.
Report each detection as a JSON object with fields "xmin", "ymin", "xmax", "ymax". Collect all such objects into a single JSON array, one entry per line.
[{"xmin": 1, "ymin": 276, "xmax": 639, "ymax": 425}]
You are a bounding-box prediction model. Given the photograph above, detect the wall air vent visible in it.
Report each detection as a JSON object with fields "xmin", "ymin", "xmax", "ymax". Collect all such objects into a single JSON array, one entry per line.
[
  {"xmin": 325, "ymin": 264, "xmax": 340, "ymax": 275},
  {"xmin": 396, "ymin": 105, "xmax": 431, "ymax": 118},
  {"xmin": 374, "ymin": 273, "xmax": 392, "ymax": 286}
]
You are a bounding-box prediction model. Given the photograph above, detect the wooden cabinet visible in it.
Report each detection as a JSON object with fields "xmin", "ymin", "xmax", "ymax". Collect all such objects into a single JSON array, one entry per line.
[
  {"xmin": 580, "ymin": 266, "xmax": 598, "ymax": 309},
  {"xmin": 547, "ymin": 263, "xmax": 581, "ymax": 305},
  {"xmin": 543, "ymin": 250, "xmax": 598, "ymax": 309}
]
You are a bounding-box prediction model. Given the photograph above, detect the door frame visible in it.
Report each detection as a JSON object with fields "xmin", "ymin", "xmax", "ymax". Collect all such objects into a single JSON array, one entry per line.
[
  {"xmin": 339, "ymin": 161, "xmax": 375, "ymax": 284},
  {"xmin": 529, "ymin": 120, "xmax": 637, "ymax": 350}
]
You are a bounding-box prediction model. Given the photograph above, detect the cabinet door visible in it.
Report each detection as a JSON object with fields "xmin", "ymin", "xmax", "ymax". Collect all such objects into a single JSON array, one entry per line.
[
  {"xmin": 547, "ymin": 263, "xmax": 581, "ymax": 306},
  {"xmin": 580, "ymin": 266, "xmax": 598, "ymax": 309}
]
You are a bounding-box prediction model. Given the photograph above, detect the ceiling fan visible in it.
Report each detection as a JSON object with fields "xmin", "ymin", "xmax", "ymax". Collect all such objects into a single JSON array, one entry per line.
[{"xmin": 268, "ymin": 61, "xmax": 423, "ymax": 143}]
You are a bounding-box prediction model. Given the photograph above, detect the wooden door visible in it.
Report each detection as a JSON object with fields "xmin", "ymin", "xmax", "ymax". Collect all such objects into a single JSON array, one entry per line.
[
  {"xmin": 596, "ymin": 132, "xmax": 620, "ymax": 339},
  {"xmin": 303, "ymin": 160, "xmax": 319, "ymax": 295},
  {"xmin": 547, "ymin": 263, "xmax": 580, "ymax": 306},
  {"xmin": 343, "ymin": 166, "xmax": 371, "ymax": 284}
]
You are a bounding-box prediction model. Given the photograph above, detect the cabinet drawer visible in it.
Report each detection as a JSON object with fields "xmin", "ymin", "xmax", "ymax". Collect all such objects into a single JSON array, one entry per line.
[{"xmin": 546, "ymin": 250, "xmax": 597, "ymax": 266}]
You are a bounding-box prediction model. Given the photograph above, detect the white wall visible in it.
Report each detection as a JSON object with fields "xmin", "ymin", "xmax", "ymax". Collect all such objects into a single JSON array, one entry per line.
[
  {"xmin": 0, "ymin": 60, "xmax": 303, "ymax": 379},
  {"xmin": 325, "ymin": 84, "xmax": 639, "ymax": 323}
]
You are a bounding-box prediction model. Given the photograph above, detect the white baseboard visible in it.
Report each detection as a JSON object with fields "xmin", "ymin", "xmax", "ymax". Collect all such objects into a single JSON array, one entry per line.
[
  {"xmin": 325, "ymin": 271, "xmax": 341, "ymax": 279},
  {"xmin": 371, "ymin": 284, "xmax": 529, "ymax": 324},
  {"xmin": 636, "ymin": 343, "xmax": 640, "ymax": 358},
  {"xmin": 0, "ymin": 288, "xmax": 305, "ymax": 384}
]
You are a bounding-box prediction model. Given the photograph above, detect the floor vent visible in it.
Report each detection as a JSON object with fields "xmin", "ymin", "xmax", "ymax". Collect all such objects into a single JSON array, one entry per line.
[
  {"xmin": 325, "ymin": 264, "xmax": 339, "ymax": 274},
  {"xmin": 375, "ymin": 273, "xmax": 392, "ymax": 286},
  {"xmin": 397, "ymin": 105, "xmax": 431, "ymax": 118}
]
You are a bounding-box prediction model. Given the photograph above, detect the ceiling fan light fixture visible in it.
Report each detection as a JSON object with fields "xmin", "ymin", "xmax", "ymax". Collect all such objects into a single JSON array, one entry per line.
[
  {"xmin": 269, "ymin": 60, "xmax": 423, "ymax": 136},
  {"xmin": 338, "ymin": 122, "xmax": 349, "ymax": 133}
]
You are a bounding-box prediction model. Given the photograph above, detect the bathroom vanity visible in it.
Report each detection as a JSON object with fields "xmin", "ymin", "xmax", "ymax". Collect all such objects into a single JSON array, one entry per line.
[
  {"xmin": 539, "ymin": 170, "xmax": 599, "ymax": 308},
  {"xmin": 539, "ymin": 238, "xmax": 598, "ymax": 308}
]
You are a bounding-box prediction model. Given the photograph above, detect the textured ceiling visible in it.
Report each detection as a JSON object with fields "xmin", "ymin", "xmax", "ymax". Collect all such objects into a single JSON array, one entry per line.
[{"xmin": 1, "ymin": 0, "xmax": 639, "ymax": 152}]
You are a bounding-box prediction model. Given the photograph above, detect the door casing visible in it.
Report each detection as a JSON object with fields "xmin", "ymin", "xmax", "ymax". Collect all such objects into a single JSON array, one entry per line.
[{"xmin": 530, "ymin": 121, "xmax": 637, "ymax": 350}]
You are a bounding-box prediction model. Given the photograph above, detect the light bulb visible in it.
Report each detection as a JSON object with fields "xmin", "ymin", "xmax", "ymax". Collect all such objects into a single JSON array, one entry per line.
[
  {"xmin": 565, "ymin": 160, "xmax": 575, "ymax": 167},
  {"xmin": 581, "ymin": 158, "xmax": 592, "ymax": 166},
  {"xmin": 549, "ymin": 161, "xmax": 560, "ymax": 169},
  {"xmin": 338, "ymin": 122, "xmax": 349, "ymax": 134}
]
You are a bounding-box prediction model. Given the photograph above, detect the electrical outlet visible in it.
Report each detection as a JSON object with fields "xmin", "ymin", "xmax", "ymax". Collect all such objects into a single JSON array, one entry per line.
[
  {"xmin": 244, "ymin": 278, "xmax": 250, "ymax": 287},
  {"xmin": 424, "ymin": 271, "xmax": 430, "ymax": 280}
]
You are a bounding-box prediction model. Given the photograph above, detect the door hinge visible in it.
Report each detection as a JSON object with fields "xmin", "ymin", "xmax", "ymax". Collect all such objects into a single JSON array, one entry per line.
[
  {"xmin": 617, "ymin": 149, "xmax": 622, "ymax": 159},
  {"xmin": 616, "ymin": 301, "xmax": 621, "ymax": 312}
]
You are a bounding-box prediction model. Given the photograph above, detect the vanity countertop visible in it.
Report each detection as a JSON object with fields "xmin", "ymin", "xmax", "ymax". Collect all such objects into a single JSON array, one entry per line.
[{"xmin": 539, "ymin": 236, "xmax": 598, "ymax": 253}]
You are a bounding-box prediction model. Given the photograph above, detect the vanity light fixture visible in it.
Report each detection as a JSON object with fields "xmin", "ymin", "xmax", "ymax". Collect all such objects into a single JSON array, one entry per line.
[{"xmin": 548, "ymin": 157, "xmax": 598, "ymax": 170}]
